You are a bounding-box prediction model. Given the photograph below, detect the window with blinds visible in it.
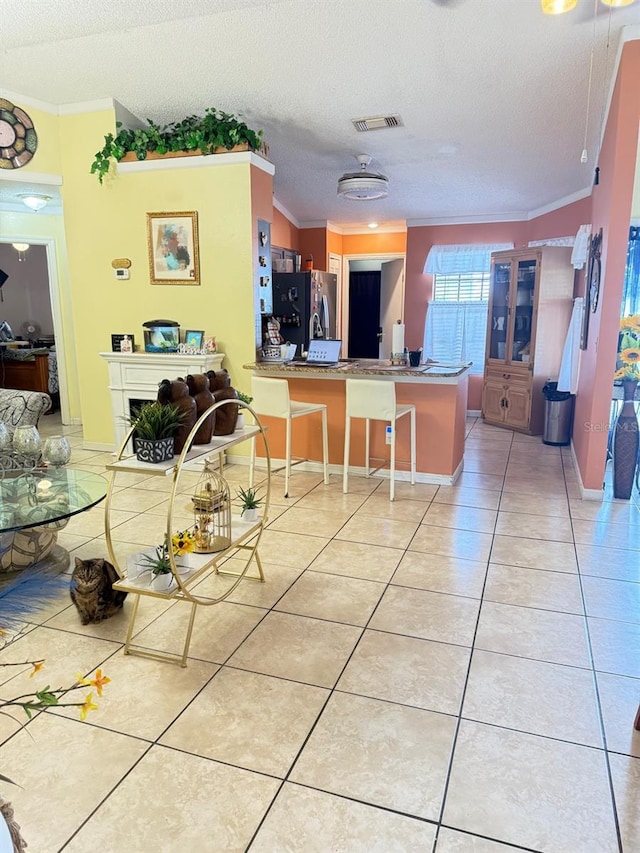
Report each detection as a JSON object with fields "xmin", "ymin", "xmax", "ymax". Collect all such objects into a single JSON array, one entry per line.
[{"xmin": 434, "ymin": 271, "xmax": 491, "ymax": 302}]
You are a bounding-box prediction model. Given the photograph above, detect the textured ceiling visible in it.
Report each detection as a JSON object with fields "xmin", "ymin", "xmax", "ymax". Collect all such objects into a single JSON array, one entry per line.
[{"xmin": 1, "ymin": 0, "xmax": 639, "ymax": 228}]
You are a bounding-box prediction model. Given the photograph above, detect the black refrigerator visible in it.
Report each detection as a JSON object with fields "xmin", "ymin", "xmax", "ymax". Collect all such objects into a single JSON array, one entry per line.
[{"xmin": 271, "ymin": 270, "xmax": 338, "ymax": 352}]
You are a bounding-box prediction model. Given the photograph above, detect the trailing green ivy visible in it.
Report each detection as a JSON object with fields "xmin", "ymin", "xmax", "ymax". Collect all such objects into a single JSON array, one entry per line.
[{"xmin": 90, "ymin": 108, "xmax": 264, "ymax": 183}]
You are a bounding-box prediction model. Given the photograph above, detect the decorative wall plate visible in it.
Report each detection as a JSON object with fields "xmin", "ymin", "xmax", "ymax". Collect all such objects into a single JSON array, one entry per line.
[
  {"xmin": 589, "ymin": 228, "xmax": 603, "ymax": 314},
  {"xmin": 0, "ymin": 99, "xmax": 38, "ymax": 170}
]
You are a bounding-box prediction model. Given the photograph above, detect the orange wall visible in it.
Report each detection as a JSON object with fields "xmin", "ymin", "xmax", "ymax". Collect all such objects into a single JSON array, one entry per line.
[
  {"xmin": 299, "ymin": 228, "xmax": 327, "ymax": 270},
  {"xmin": 341, "ymin": 232, "xmax": 407, "ymax": 255},
  {"xmin": 528, "ymin": 197, "xmax": 592, "ymax": 244},
  {"xmin": 572, "ymin": 40, "xmax": 640, "ymax": 491},
  {"xmin": 260, "ymin": 375, "xmax": 467, "ymax": 478},
  {"xmin": 272, "ymin": 207, "xmax": 299, "ymax": 250}
]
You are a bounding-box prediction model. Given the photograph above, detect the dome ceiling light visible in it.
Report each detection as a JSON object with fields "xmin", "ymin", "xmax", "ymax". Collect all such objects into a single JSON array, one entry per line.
[
  {"xmin": 18, "ymin": 193, "xmax": 51, "ymax": 212},
  {"xmin": 337, "ymin": 155, "xmax": 389, "ymax": 201}
]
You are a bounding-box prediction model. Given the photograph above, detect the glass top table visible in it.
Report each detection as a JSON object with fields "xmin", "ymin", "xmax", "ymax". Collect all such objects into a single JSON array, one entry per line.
[{"xmin": 0, "ymin": 468, "xmax": 108, "ymax": 534}]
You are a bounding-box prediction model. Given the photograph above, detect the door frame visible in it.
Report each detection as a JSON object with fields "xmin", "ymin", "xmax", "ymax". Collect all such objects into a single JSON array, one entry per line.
[
  {"xmin": 341, "ymin": 253, "xmax": 406, "ymax": 353},
  {"xmin": 0, "ymin": 235, "xmax": 75, "ymax": 425}
]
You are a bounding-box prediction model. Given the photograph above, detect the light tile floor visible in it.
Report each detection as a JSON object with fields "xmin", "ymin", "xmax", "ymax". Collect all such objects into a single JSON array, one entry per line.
[{"xmin": 0, "ymin": 415, "xmax": 639, "ymax": 851}]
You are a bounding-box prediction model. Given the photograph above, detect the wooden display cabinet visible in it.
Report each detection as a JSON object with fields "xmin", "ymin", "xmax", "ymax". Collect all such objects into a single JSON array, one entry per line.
[{"xmin": 481, "ymin": 246, "xmax": 574, "ymax": 435}]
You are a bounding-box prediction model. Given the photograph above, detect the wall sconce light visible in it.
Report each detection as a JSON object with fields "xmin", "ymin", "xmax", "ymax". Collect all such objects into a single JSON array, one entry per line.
[
  {"xmin": 11, "ymin": 243, "xmax": 30, "ymax": 262},
  {"xmin": 18, "ymin": 194, "xmax": 51, "ymax": 213}
]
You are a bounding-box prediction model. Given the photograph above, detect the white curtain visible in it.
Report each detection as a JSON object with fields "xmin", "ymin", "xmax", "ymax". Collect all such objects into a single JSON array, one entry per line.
[
  {"xmin": 423, "ymin": 301, "xmax": 488, "ymax": 374},
  {"xmin": 528, "ymin": 236, "xmax": 574, "ymax": 247},
  {"xmin": 424, "ymin": 242, "xmax": 514, "ymax": 275}
]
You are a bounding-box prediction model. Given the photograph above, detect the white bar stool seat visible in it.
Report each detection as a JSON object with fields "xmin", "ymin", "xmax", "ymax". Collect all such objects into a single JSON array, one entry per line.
[
  {"xmin": 249, "ymin": 376, "xmax": 329, "ymax": 497},
  {"xmin": 343, "ymin": 378, "xmax": 416, "ymax": 501}
]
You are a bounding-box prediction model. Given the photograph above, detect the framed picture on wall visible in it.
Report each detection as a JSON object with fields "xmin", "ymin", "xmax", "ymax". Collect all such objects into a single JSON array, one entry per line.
[{"xmin": 147, "ymin": 211, "xmax": 200, "ymax": 285}]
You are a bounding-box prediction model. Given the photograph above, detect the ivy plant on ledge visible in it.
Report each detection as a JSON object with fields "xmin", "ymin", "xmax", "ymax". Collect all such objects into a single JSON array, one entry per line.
[{"xmin": 90, "ymin": 108, "xmax": 265, "ymax": 183}]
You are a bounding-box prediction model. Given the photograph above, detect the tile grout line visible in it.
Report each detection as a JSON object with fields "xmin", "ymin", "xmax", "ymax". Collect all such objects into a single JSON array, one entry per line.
[
  {"xmin": 430, "ymin": 426, "xmax": 513, "ymax": 851},
  {"xmin": 561, "ymin": 450, "xmax": 625, "ymax": 853}
]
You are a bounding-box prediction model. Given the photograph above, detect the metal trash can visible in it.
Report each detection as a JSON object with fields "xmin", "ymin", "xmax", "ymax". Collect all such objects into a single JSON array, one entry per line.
[{"xmin": 542, "ymin": 381, "xmax": 574, "ymax": 446}]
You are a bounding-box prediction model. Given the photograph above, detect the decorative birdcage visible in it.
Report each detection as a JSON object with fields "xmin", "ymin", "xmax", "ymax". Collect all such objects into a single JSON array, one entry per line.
[{"xmin": 191, "ymin": 460, "xmax": 231, "ymax": 553}]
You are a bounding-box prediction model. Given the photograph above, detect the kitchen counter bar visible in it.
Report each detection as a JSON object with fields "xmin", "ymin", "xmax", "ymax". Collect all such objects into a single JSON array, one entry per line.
[{"xmin": 244, "ymin": 360, "xmax": 471, "ymax": 483}]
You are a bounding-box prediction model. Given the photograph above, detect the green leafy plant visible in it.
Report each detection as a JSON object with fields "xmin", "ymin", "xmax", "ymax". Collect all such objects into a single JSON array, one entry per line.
[
  {"xmin": 139, "ymin": 531, "xmax": 195, "ymax": 575},
  {"xmin": 126, "ymin": 402, "xmax": 186, "ymax": 440},
  {"xmin": 90, "ymin": 108, "xmax": 264, "ymax": 183},
  {"xmin": 236, "ymin": 391, "xmax": 253, "ymax": 405},
  {"xmin": 236, "ymin": 486, "xmax": 262, "ymax": 511}
]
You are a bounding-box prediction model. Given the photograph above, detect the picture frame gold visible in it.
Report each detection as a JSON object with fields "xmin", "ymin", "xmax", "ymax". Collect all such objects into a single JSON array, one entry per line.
[{"xmin": 147, "ymin": 211, "xmax": 200, "ymax": 285}]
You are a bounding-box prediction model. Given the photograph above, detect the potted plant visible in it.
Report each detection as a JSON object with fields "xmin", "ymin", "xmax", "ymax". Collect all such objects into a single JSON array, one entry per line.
[
  {"xmin": 237, "ymin": 486, "xmax": 262, "ymax": 523},
  {"xmin": 138, "ymin": 531, "xmax": 194, "ymax": 591},
  {"xmin": 90, "ymin": 108, "xmax": 265, "ymax": 184},
  {"xmin": 235, "ymin": 391, "xmax": 253, "ymax": 430},
  {"xmin": 126, "ymin": 402, "xmax": 186, "ymax": 463}
]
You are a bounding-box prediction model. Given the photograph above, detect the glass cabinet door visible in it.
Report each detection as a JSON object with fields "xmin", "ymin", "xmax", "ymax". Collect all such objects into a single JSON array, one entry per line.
[
  {"xmin": 510, "ymin": 258, "xmax": 536, "ymax": 363},
  {"xmin": 489, "ymin": 260, "xmax": 511, "ymax": 360}
]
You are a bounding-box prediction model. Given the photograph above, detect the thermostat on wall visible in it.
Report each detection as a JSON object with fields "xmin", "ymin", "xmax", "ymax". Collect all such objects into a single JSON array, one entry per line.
[{"xmin": 111, "ymin": 258, "xmax": 131, "ymax": 280}]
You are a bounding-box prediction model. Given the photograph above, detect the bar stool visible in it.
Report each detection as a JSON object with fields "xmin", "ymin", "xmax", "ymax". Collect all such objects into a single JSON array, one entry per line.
[
  {"xmin": 343, "ymin": 379, "xmax": 416, "ymax": 501},
  {"xmin": 249, "ymin": 376, "xmax": 329, "ymax": 497}
]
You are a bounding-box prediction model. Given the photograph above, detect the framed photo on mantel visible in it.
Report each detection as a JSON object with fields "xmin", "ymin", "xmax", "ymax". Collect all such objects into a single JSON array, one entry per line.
[
  {"xmin": 111, "ymin": 334, "xmax": 135, "ymax": 352},
  {"xmin": 147, "ymin": 211, "xmax": 200, "ymax": 285}
]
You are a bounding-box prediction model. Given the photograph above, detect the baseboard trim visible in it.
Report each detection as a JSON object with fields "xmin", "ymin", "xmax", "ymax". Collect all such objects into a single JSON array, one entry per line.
[
  {"xmin": 82, "ymin": 441, "xmax": 116, "ymax": 452},
  {"xmin": 226, "ymin": 453, "xmax": 462, "ymax": 486},
  {"xmin": 570, "ymin": 440, "xmax": 604, "ymax": 501}
]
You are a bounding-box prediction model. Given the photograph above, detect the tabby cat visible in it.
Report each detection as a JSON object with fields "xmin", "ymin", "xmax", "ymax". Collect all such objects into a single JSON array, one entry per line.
[{"xmin": 70, "ymin": 557, "xmax": 127, "ymax": 625}]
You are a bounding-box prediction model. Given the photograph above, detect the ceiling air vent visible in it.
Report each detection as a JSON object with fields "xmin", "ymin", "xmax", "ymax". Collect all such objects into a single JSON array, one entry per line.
[{"xmin": 352, "ymin": 114, "xmax": 403, "ymax": 132}]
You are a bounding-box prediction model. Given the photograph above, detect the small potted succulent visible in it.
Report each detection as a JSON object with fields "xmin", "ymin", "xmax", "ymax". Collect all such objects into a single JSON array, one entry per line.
[
  {"xmin": 236, "ymin": 486, "xmax": 262, "ymax": 522},
  {"xmin": 126, "ymin": 401, "xmax": 186, "ymax": 463},
  {"xmin": 235, "ymin": 390, "xmax": 253, "ymax": 430},
  {"xmin": 138, "ymin": 531, "xmax": 194, "ymax": 591}
]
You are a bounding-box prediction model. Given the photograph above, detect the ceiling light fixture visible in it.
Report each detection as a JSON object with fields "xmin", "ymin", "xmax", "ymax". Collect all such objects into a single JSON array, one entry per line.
[
  {"xmin": 12, "ymin": 242, "xmax": 30, "ymax": 261},
  {"xmin": 337, "ymin": 155, "xmax": 389, "ymax": 201},
  {"xmin": 18, "ymin": 194, "xmax": 51, "ymax": 212},
  {"xmin": 541, "ymin": 0, "xmax": 577, "ymax": 12},
  {"xmin": 541, "ymin": 0, "xmax": 634, "ymax": 11}
]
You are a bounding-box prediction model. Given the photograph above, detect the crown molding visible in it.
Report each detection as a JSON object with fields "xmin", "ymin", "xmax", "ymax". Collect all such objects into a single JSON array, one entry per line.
[
  {"xmin": 407, "ymin": 212, "xmax": 529, "ymax": 227},
  {"xmin": 0, "ymin": 88, "xmax": 59, "ymax": 114},
  {"xmin": 527, "ymin": 186, "xmax": 592, "ymax": 220},
  {"xmin": 117, "ymin": 150, "xmax": 275, "ymax": 177},
  {"xmin": 298, "ymin": 220, "xmax": 328, "ymax": 230},
  {"xmin": 272, "ymin": 197, "xmax": 299, "ymax": 228},
  {"xmin": 58, "ymin": 98, "xmax": 115, "ymax": 116},
  {"xmin": 0, "ymin": 89, "xmax": 115, "ymax": 116}
]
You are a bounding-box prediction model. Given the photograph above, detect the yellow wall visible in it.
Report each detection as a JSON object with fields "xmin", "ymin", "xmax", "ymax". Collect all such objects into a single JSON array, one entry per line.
[{"xmin": 58, "ymin": 108, "xmax": 269, "ymax": 446}]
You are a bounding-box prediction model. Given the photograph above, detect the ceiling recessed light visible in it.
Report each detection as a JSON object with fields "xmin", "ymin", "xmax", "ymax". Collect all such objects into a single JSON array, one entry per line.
[{"xmin": 368, "ymin": 222, "xmax": 379, "ymax": 229}]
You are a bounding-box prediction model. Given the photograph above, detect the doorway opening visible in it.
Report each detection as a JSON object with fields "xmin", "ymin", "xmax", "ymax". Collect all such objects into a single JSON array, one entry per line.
[
  {"xmin": 0, "ymin": 239, "xmax": 71, "ymax": 422},
  {"xmin": 342, "ymin": 255, "xmax": 405, "ymax": 360}
]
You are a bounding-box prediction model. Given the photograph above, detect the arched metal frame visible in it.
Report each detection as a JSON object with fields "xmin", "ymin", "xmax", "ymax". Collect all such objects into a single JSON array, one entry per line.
[{"xmin": 104, "ymin": 398, "xmax": 271, "ymax": 666}]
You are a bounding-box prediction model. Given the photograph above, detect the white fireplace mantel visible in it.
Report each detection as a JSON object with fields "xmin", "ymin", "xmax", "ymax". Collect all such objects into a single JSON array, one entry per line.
[{"xmin": 100, "ymin": 351, "xmax": 225, "ymax": 448}]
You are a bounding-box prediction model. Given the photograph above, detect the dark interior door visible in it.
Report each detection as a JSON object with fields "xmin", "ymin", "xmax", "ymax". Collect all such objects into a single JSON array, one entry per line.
[{"xmin": 348, "ymin": 271, "xmax": 381, "ymax": 358}]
